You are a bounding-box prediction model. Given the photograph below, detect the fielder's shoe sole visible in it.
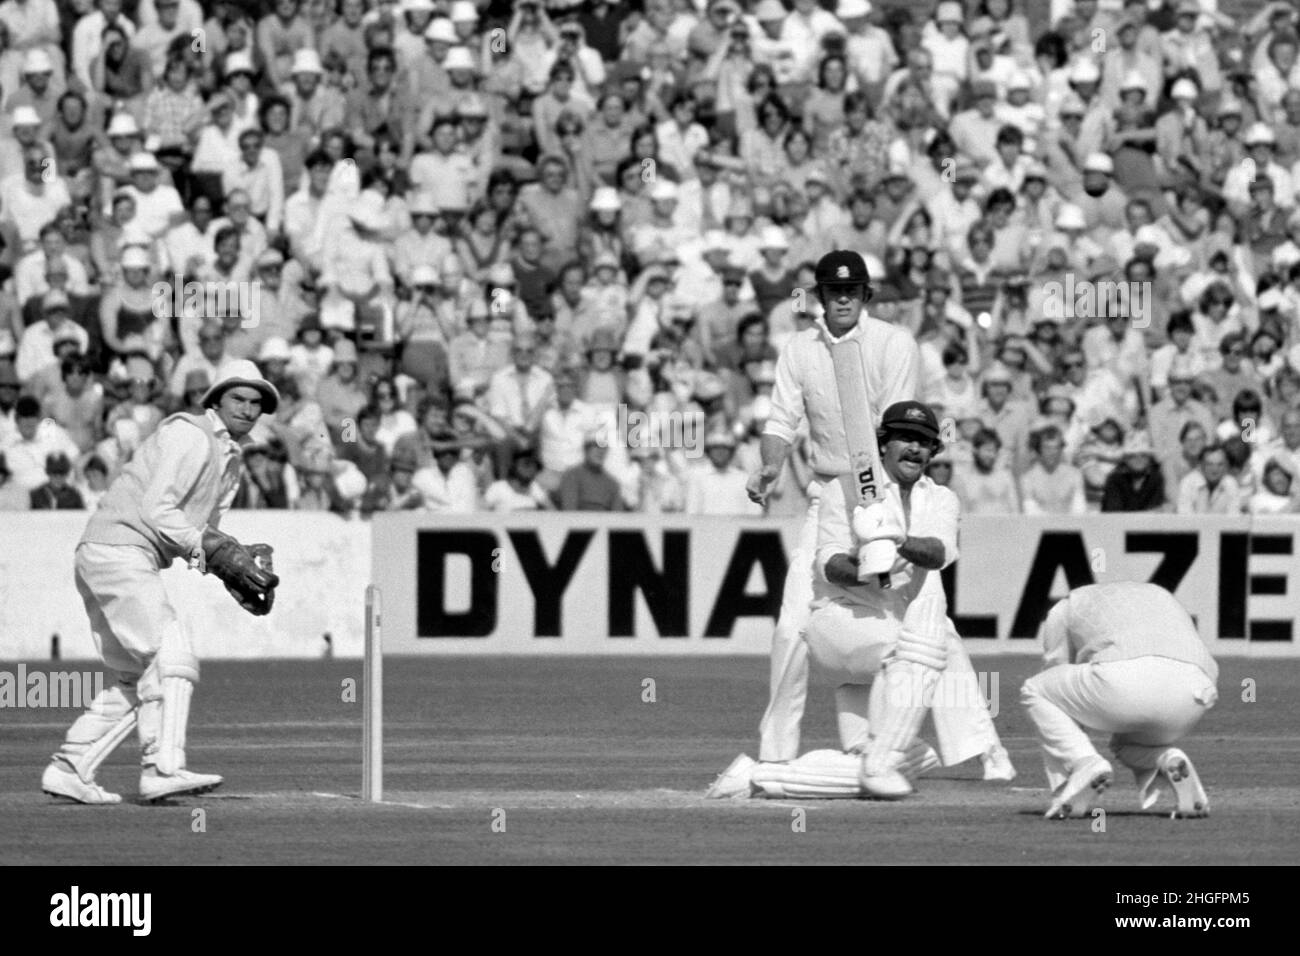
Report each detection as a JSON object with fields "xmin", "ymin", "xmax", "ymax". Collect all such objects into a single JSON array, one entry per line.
[
  {"xmin": 705, "ymin": 754, "xmax": 756, "ymax": 799},
  {"xmin": 139, "ymin": 768, "xmax": 223, "ymax": 803},
  {"xmin": 41, "ymin": 762, "xmax": 122, "ymax": 805},
  {"xmin": 1158, "ymin": 749, "xmax": 1210, "ymax": 818},
  {"xmin": 1046, "ymin": 756, "xmax": 1112, "ymax": 819},
  {"xmin": 981, "ymin": 745, "xmax": 1017, "ymax": 782}
]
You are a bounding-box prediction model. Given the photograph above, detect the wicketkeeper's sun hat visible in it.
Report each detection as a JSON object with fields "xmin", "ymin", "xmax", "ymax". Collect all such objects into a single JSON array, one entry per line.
[{"xmin": 202, "ymin": 359, "xmax": 281, "ymax": 415}]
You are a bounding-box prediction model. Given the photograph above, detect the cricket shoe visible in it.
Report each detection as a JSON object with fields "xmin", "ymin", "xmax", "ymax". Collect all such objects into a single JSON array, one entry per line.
[
  {"xmin": 705, "ymin": 754, "xmax": 756, "ymax": 799},
  {"xmin": 1157, "ymin": 749, "xmax": 1210, "ymax": 818},
  {"xmin": 139, "ymin": 767, "xmax": 223, "ymax": 803},
  {"xmin": 858, "ymin": 757, "xmax": 914, "ymax": 800},
  {"xmin": 981, "ymin": 745, "xmax": 1017, "ymax": 782},
  {"xmin": 1045, "ymin": 755, "xmax": 1112, "ymax": 820},
  {"xmin": 41, "ymin": 761, "xmax": 121, "ymax": 805}
]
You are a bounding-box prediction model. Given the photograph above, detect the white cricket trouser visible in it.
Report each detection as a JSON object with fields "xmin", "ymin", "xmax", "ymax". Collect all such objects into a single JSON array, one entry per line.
[
  {"xmin": 757, "ymin": 495, "xmax": 817, "ymax": 762},
  {"xmin": 1020, "ymin": 657, "xmax": 1218, "ymax": 791},
  {"xmin": 62, "ymin": 542, "xmax": 193, "ymax": 764}
]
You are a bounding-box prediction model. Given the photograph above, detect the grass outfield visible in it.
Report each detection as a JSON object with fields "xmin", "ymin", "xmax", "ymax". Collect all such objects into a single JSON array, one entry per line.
[{"xmin": 1, "ymin": 655, "xmax": 1297, "ymax": 865}]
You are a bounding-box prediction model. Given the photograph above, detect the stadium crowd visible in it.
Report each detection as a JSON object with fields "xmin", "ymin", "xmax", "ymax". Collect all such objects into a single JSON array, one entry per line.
[{"xmin": 1, "ymin": 0, "xmax": 1300, "ymax": 517}]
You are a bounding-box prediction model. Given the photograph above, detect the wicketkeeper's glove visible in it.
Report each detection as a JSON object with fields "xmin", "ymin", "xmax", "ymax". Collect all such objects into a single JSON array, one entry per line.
[{"xmin": 202, "ymin": 531, "xmax": 279, "ymax": 616}]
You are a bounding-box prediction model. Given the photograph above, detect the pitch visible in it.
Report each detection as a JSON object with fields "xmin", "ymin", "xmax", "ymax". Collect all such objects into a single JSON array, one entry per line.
[{"xmin": 2, "ymin": 656, "xmax": 1297, "ymax": 865}]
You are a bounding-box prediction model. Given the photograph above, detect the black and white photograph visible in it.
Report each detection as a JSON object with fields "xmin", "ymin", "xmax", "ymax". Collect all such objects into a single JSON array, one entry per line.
[{"xmin": 0, "ymin": 0, "xmax": 1293, "ymax": 918}]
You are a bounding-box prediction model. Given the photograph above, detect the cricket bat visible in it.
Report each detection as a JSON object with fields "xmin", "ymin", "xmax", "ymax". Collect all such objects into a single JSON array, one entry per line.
[{"xmin": 829, "ymin": 338, "xmax": 891, "ymax": 587}]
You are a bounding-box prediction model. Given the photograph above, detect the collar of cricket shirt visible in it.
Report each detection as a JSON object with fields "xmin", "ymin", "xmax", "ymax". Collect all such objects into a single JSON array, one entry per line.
[{"xmin": 204, "ymin": 407, "xmax": 242, "ymax": 455}]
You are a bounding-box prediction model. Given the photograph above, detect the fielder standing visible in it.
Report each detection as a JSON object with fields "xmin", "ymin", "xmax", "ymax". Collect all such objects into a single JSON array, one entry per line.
[
  {"xmin": 1021, "ymin": 582, "xmax": 1219, "ymax": 819},
  {"xmin": 708, "ymin": 251, "xmax": 1011, "ymax": 798},
  {"xmin": 42, "ymin": 360, "xmax": 280, "ymax": 804}
]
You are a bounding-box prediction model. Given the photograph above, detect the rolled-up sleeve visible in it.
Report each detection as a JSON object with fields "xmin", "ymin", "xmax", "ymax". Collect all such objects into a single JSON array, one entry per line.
[
  {"xmin": 763, "ymin": 340, "xmax": 804, "ymax": 446},
  {"xmin": 909, "ymin": 484, "xmax": 960, "ymax": 568},
  {"xmin": 140, "ymin": 423, "xmax": 209, "ymax": 557}
]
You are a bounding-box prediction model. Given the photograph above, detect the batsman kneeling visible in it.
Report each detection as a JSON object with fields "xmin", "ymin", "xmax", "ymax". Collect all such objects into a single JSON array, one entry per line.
[
  {"xmin": 42, "ymin": 360, "xmax": 281, "ymax": 805},
  {"xmin": 1021, "ymin": 582, "xmax": 1218, "ymax": 820},
  {"xmin": 730, "ymin": 401, "xmax": 961, "ymax": 800}
]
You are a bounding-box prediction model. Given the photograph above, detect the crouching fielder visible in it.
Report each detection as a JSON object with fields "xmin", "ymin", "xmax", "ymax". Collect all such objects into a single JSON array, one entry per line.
[
  {"xmin": 1021, "ymin": 582, "xmax": 1219, "ymax": 820},
  {"xmin": 750, "ymin": 401, "xmax": 961, "ymax": 799},
  {"xmin": 41, "ymin": 361, "xmax": 281, "ymax": 805}
]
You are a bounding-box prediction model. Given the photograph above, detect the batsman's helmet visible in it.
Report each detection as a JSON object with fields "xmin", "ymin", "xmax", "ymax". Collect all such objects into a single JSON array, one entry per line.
[
  {"xmin": 814, "ymin": 249, "xmax": 873, "ymax": 302},
  {"xmin": 878, "ymin": 400, "xmax": 941, "ymax": 445}
]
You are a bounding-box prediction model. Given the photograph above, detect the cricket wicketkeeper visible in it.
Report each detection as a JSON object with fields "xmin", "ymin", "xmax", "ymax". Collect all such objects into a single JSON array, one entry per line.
[{"xmin": 42, "ymin": 360, "xmax": 281, "ymax": 804}]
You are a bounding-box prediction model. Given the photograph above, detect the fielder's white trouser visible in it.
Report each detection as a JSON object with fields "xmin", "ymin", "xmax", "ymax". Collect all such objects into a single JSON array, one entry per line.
[
  {"xmin": 56, "ymin": 543, "xmax": 200, "ymax": 778},
  {"xmin": 758, "ymin": 496, "xmax": 1001, "ymax": 764},
  {"xmin": 1020, "ymin": 657, "xmax": 1218, "ymax": 792},
  {"xmin": 758, "ymin": 496, "xmax": 817, "ymax": 761}
]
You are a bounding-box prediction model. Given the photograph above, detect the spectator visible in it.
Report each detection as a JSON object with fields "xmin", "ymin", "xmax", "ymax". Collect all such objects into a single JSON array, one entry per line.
[
  {"xmin": 316, "ymin": 338, "xmax": 368, "ymax": 441},
  {"xmin": 1101, "ymin": 430, "xmax": 1166, "ymax": 512},
  {"xmin": 77, "ymin": 454, "xmax": 110, "ymax": 511},
  {"xmin": 1250, "ymin": 457, "xmax": 1299, "ymax": 514},
  {"xmin": 28, "ymin": 451, "xmax": 84, "ymax": 509},
  {"xmin": 15, "ymin": 290, "xmax": 89, "ymax": 383},
  {"xmin": 1161, "ymin": 419, "xmax": 1208, "ymax": 505},
  {"xmin": 954, "ymin": 427, "xmax": 1020, "ymax": 514},
  {"xmin": 685, "ymin": 429, "xmax": 760, "ymax": 515},
  {"xmin": 293, "ymin": 440, "xmax": 354, "ymax": 515},
  {"xmin": 1177, "ymin": 443, "xmax": 1243, "ymax": 515},
  {"xmin": 362, "ymin": 447, "xmax": 425, "ymax": 515},
  {"xmin": 1020, "ymin": 424, "xmax": 1086, "ymax": 515},
  {"xmin": 411, "ymin": 429, "xmax": 478, "ymax": 512},
  {"xmin": 1148, "ymin": 358, "xmax": 1215, "ymax": 464},
  {"xmin": 485, "ymin": 333, "xmax": 554, "ymax": 450},
  {"xmin": 2, "ymin": 395, "xmax": 80, "ymax": 493},
  {"xmin": 558, "ymin": 434, "xmax": 624, "ymax": 511},
  {"xmin": 483, "ymin": 449, "xmax": 551, "ymax": 512},
  {"xmin": 43, "ymin": 355, "xmax": 102, "ymax": 453},
  {"xmin": 336, "ymin": 403, "xmax": 389, "ymax": 485},
  {"xmin": 537, "ymin": 369, "xmax": 597, "ymax": 495}
]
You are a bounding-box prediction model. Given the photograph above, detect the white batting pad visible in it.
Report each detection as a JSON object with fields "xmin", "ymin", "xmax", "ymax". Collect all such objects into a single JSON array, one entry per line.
[{"xmin": 751, "ymin": 749, "xmax": 863, "ymax": 799}]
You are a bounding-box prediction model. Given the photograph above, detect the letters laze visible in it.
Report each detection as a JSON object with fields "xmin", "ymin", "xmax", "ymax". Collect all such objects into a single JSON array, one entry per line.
[{"xmin": 415, "ymin": 528, "xmax": 1294, "ymax": 643}]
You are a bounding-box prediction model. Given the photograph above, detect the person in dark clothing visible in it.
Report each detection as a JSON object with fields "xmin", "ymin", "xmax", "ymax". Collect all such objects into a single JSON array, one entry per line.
[
  {"xmin": 557, "ymin": 435, "xmax": 625, "ymax": 510},
  {"xmin": 29, "ymin": 453, "xmax": 85, "ymax": 510},
  {"xmin": 1102, "ymin": 431, "xmax": 1167, "ymax": 512}
]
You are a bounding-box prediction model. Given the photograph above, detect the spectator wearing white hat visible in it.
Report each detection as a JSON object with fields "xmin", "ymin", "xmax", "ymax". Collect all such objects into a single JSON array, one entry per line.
[
  {"xmin": 0, "ymin": 141, "xmax": 69, "ymax": 253},
  {"xmin": 1223, "ymin": 123, "xmax": 1294, "ymax": 217},
  {"xmin": 1068, "ymin": 152, "xmax": 1127, "ymax": 242},
  {"xmin": 994, "ymin": 71, "xmax": 1044, "ymax": 152},
  {"xmin": 4, "ymin": 41, "xmax": 61, "ymax": 128},
  {"xmin": 256, "ymin": 0, "xmax": 316, "ymax": 89},
  {"xmin": 1153, "ymin": 77, "xmax": 1209, "ymax": 178},
  {"xmin": 121, "ymin": 150, "xmax": 186, "ymax": 240},
  {"xmin": 539, "ymin": 20, "xmax": 606, "ymax": 102},
  {"xmin": 283, "ymin": 49, "xmax": 346, "ymax": 141},
  {"xmin": 190, "ymin": 90, "xmax": 245, "ymax": 195},
  {"xmin": 837, "ymin": 0, "xmax": 898, "ymax": 96},
  {"xmin": 391, "ymin": 0, "xmax": 435, "ymax": 70},
  {"xmin": 248, "ymin": 249, "xmax": 310, "ymax": 349},
  {"xmin": 922, "ymin": 1, "xmax": 971, "ymax": 88}
]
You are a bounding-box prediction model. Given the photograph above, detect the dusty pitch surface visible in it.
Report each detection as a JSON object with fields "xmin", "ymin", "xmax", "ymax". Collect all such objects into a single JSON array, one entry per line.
[{"xmin": 1, "ymin": 656, "xmax": 1298, "ymax": 865}]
